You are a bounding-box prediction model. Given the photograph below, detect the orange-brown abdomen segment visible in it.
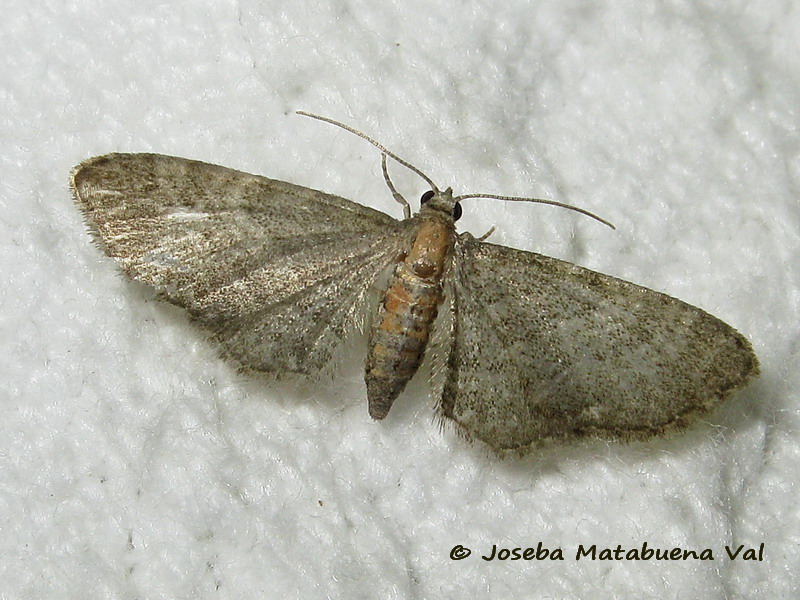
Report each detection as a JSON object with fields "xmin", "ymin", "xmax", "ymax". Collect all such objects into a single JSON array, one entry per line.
[{"xmin": 366, "ymin": 211, "xmax": 455, "ymax": 419}]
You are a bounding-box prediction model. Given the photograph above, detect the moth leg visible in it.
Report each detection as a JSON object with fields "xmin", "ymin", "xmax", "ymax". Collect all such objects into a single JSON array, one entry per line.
[
  {"xmin": 381, "ymin": 153, "xmax": 411, "ymax": 219},
  {"xmin": 476, "ymin": 226, "xmax": 496, "ymax": 241}
]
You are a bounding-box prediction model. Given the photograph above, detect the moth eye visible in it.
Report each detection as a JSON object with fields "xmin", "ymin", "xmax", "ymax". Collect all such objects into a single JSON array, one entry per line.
[
  {"xmin": 453, "ymin": 202, "xmax": 462, "ymax": 221},
  {"xmin": 420, "ymin": 190, "xmax": 435, "ymax": 204}
]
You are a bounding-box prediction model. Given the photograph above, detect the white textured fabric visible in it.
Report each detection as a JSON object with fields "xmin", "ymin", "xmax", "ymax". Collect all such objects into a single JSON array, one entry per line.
[{"xmin": 1, "ymin": 1, "xmax": 793, "ymax": 597}]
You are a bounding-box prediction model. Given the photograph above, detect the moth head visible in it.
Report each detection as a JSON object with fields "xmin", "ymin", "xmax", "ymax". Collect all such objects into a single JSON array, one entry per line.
[{"xmin": 420, "ymin": 188, "xmax": 462, "ymax": 221}]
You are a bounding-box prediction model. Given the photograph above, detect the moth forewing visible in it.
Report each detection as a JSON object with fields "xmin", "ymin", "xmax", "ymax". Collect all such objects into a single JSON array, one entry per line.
[
  {"xmin": 71, "ymin": 153, "xmax": 412, "ymax": 379},
  {"xmin": 435, "ymin": 234, "xmax": 758, "ymax": 453}
]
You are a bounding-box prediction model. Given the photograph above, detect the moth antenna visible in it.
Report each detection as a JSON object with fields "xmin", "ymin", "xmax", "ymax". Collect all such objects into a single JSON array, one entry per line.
[
  {"xmin": 455, "ymin": 193, "xmax": 615, "ymax": 230},
  {"xmin": 296, "ymin": 111, "xmax": 439, "ymax": 192},
  {"xmin": 476, "ymin": 226, "xmax": 496, "ymax": 241},
  {"xmin": 297, "ymin": 111, "xmax": 613, "ymax": 229}
]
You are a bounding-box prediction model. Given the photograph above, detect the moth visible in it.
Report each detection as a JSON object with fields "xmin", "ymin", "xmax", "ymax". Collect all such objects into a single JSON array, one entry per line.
[{"xmin": 71, "ymin": 112, "xmax": 759, "ymax": 453}]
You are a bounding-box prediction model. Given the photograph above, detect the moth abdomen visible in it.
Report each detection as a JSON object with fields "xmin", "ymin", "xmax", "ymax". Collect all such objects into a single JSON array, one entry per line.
[
  {"xmin": 365, "ymin": 210, "xmax": 456, "ymax": 420},
  {"xmin": 366, "ymin": 272, "xmax": 442, "ymax": 419}
]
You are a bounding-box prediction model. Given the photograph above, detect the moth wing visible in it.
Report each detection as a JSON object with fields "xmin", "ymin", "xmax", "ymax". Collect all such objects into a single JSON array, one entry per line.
[
  {"xmin": 72, "ymin": 153, "xmax": 413, "ymax": 375},
  {"xmin": 437, "ymin": 234, "xmax": 759, "ymax": 452}
]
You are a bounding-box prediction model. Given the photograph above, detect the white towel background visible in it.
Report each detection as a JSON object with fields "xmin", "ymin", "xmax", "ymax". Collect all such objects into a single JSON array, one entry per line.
[{"xmin": 2, "ymin": 1, "xmax": 795, "ymax": 597}]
